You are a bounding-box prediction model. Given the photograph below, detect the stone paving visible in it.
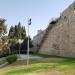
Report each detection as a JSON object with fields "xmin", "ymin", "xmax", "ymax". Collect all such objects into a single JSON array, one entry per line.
[{"xmin": 17, "ymin": 54, "xmax": 42, "ymax": 60}]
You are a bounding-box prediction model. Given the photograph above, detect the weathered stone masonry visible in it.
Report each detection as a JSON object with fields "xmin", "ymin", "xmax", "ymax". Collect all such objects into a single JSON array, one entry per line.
[{"xmin": 39, "ymin": 2, "xmax": 75, "ymax": 57}]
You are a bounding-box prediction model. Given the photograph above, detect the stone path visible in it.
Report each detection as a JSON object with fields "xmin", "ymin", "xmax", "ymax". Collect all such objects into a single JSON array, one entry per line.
[{"xmin": 17, "ymin": 54, "xmax": 42, "ymax": 60}]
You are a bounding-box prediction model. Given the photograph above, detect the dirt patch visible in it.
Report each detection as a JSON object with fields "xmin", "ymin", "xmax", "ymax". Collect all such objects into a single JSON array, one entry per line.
[{"xmin": 26, "ymin": 71, "xmax": 65, "ymax": 75}]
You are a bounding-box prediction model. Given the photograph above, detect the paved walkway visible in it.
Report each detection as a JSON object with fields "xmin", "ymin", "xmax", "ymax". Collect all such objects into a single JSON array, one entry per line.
[{"xmin": 17, "ymin": 54, "xmax": 42, "ymax": 60}]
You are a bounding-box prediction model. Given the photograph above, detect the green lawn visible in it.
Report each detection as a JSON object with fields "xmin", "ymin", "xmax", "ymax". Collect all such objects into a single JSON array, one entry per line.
[
  {"xmin": 0, "ymin": 58, "xmax": 6, "ymax": 65},
  {"xmin": 1, "ymin": 57, "xmax": 75, "ymax": 75}
]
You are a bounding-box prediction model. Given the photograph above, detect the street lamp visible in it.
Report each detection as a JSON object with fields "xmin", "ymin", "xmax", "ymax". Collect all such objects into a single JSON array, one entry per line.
[
  {"xmin": 18, "ymin": 39, "xmax": 23, "ymax": 57},
  {"xmin": 27, "ymin": 18, "xmax": 31, "ymax": 66}
]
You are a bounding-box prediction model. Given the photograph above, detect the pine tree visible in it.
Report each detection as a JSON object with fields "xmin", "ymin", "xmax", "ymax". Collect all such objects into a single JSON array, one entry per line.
[
  {"xmin": 8, "ymin": 22, "xmax": 26, "ymax": 39},
  {"xmin": 8, "ymin": 22, "xmax": 27, "ymax": 53},
  {"xmin": 8, "ymin": 26, "xmax": 14, "ymax": 38}
]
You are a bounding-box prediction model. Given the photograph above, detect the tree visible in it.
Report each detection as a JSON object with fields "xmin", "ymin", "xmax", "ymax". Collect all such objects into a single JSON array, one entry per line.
[
  {"xmin": 8, "ymin": 22, "xmax": 26, "ymax": 39},
  {"xmin": 0, "ymin": 18, "xmax": 7, "ymax": 36},
  {"xmin": 8, "ymin": 22, "xmax": 26, "ymax": 54},
  {"xmin": 20, "ymin": 37, "xmax": 33, "ymax": 53},
  {"xmin": 0, "ymin": 18, "xmax": 8, "ymax": 57},
  {"xmin": 8, "ymin": 26, "xmax": 14, "ymax": 38}
]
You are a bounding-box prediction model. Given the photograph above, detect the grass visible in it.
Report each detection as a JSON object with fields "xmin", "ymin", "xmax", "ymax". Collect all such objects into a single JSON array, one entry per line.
[
  {"xmin": 9, "ymin": 56, "xmax": 65, "ymax": 66},
  {"xmin": 0, "ymin": 58, "xmax": 6, "ymax": 65},
  {"xmin": 31, "ymin": 53, "xmax": 75, "ymax": 59},
  {"xmin": 1, "ymin": 57, "xmax": 75, "ymax": 75},
  {"xmin": 3, "ymin": 63, "xmax": 56, "ymax": 75}
]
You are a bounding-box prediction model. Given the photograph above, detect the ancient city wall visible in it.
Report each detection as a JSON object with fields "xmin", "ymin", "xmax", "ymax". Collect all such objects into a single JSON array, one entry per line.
[{"xmin": 39, "ymin": 2, "xmax": 75, "ymax": 57}]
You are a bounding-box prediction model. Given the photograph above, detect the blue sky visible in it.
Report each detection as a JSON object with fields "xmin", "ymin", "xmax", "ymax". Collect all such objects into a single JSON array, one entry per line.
[{"xmin": 0, "ymin": 0, "xmax": 75, "ymax": 38}]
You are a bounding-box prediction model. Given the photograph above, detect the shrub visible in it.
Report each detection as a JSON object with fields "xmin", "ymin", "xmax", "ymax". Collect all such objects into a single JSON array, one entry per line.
[
  {"xmin": 0, "ymin": 44, "xmax": 10, "ymax": 58},
  {"xmin": 6, "ymin": 54, "xmax": 17, "ymax": 64}
]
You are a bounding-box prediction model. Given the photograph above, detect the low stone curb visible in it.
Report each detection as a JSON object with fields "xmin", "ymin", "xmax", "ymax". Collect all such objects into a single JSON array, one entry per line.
[{"xmin": 0, "ymin": 62, "xmax": 8, "ymax": 68}]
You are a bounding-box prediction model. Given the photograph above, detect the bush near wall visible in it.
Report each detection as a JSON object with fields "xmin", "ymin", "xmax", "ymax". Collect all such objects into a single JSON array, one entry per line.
[{"xmin": 6, "ymin": 54, "xmax": 17, "ymax": 64}]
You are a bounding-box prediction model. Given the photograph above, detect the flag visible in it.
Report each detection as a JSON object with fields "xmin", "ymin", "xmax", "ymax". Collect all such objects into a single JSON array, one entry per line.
[{"xmin": 28, "ymin": 18, "xmax": 31, "ymax": 25}]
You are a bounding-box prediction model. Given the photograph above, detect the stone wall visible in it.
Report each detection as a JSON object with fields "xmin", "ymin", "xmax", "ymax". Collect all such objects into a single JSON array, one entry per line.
[
  {"xmin": 39, "ymin": 1, "xmax": 75, "ymax": 57},
  {"xmin": 33, "ymin": 30, "xmax": 46, "ymax": 46}
]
